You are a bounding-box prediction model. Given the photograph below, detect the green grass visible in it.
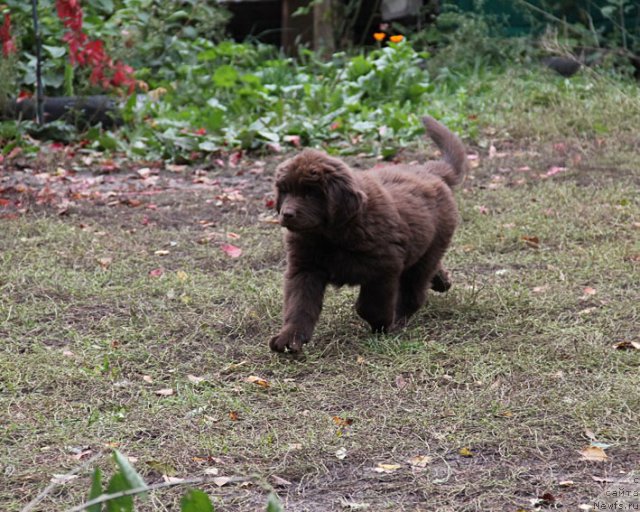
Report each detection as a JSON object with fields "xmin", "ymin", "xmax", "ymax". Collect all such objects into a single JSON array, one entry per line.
[{"xmin": 1, "ymin": 68, "xmax": 639, "ymax": 511}]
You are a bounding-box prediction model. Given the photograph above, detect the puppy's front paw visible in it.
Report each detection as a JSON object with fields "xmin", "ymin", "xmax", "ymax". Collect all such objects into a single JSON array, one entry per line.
[{"xmin": 269, "ymin": 329, "xmax": 305, "ymax": 353}]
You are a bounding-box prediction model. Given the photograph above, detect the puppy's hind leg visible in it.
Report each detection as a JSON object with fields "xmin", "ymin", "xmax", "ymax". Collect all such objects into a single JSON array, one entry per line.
[
  {"xmin": 395, "ymin": 250, "xmax": 447, "ymax": 327},
  {"xmin": 356, "ymin": 277, "xmax": 399, "ymax": 333}
]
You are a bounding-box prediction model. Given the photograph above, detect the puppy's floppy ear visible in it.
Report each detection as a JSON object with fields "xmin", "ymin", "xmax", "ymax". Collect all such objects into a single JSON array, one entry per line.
[
  {"xmin": 274, "ymin": 160, "xmax": 291, "ymax": 213},
  {"xmin": 323, "ymin": 157, "xmax": 366, "ymax": 225}
]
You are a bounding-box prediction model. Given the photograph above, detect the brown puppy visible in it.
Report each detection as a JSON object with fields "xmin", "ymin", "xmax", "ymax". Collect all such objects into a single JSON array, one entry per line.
[{"xmin": 270, "ymin": 116, "xmax": 468, "ymax": 353}]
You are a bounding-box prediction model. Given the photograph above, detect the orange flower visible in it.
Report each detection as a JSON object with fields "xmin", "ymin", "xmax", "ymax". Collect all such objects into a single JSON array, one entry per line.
[
  {"xmin": 373, "ymin": 32, "xmax": 386, "ymax": 42},
  {"xmin": 389, "ymin": 34, "xmax": 404, "ymax": 43}
]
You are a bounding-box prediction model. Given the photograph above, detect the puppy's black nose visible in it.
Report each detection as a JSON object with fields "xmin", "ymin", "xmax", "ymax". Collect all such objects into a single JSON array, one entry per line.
[{"xmin": 281, "ymin": 209, "xmax": 295, "ymax": 220}]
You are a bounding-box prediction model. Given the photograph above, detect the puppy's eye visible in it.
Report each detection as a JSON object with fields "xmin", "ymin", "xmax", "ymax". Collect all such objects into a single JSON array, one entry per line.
[{"xmin": 303, "ymin": 187, "xmax": 323, "ymax": 199}]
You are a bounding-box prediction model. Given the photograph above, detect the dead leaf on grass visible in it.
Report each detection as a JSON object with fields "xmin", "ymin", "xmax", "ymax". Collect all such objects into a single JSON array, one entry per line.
[
  {"xmin": 332, "ymin": 416, "xmax": 354, "ymax": 427},
  {"xmin": 245, "ymin": 375, "xmax": 270, "ymax": 389},
  {"xmin": 578, "ymin": 445, "xmax": 608, "ymax": 462},
  {"xmin": 340, "ymin": 500, "xmax": 370, "ymax": 510},
  {"xmin": 580, "ymin": 286, "xmax": 597, "ymax": 300},
  {"xmin": 154, "ymin": 249, "xmax": 170, "ymax": 256},
  {"xmin": 97, "ymin": 257, "xmax": 113, "ymax": 269},
  {"xmin": 532, "ymin": 285, "xmax": 548, "ymax": 294},
  {"xmin": 187, "ymin": 374, "xmax": 205, "ymax": 384},
  {"xmin": 221, "ymin": 243, "xmax": 242, "ymax": 258},
  {"xmin": 335, "ymin": 447, "xmax": 347, "ymax": 460},
  {"xmin": 544, "ymin": 166, "xmax": 567, "ymax": 177},
  {"xmin": 149, "ymin": 267, "xmax": 165, "ymax": 277},
  {"xmin": 373, "ymin": 463, "xmax": 402, "ymax": 473},
  {"xmin": 458, "ymin": 447, "xmax": 474, "ymax": 457},
  {"xmin": 521, "ymin": 235, "xmax": 540, "ymax": 249},
  {"xmin": 204, "ymin": 467, "xmax": 219, "ymax": 475},
  {"xmin": 220, "ymin": 361, "xmax": 247, "ymax": 374},
  {"xmin": 612, "ymin": 340, "xmax": 640, "ymax": 351},
  {"xmin": 51, "ymin": 474, "xmax": 79, "ymax": 484},
  {"xmin": 176, "ymin": 270, "xmax": 188, "ymax": 282},
  {"xmin": 228, "ymin": 411, "xmax": 239, "ymax": 421},
  {"xmin": 142, "ymin": 375, "xmax": 153, "ymax": 384},
  {"xmin": 271, "ymin": 475, "xmax": 292, "ymax": 487},
  {"xmin": 559, "ymin": 480, "xmax": 574, "ymax": 487},
  {"xmin": 394, "ymin": 374, "xmax": 408, "ymax": 390},
  {"xmin": 407, "ymin": 455, "xmax": 432, "ymax": 467},
  {"xmin": 163, "ymin": 475, "xmax": 186, "ymax": 483},
  {"xmin": 155, "ymin": 388, "xmax": 174, "ymax": 397}
]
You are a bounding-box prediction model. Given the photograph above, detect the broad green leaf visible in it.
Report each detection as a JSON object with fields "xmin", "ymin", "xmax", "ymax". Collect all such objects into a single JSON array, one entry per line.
[
  {"xmin": 113, "ymin": 450, "xmax": 147, "ymax": 499},
  {"xmin": 266, "ymin": 493, "xmax": 284, "ymax": 512},
  {"xmin": 43, "ymin": 45, "xmax": 67, "ymax": 58},
  {"xmin": 105, "ymin": 473, "xmax": 133, "ymax": 512},
  {"xmin": 87, "ymin": 467, "xmax": 103, "ymax": 512},
  {"xmin": 180, "ymin": 489, "xmax": 214, "ymax": 512},
  {"xmin": 213, "ymin": 66, "xmax": 239, "ymax": 88}
]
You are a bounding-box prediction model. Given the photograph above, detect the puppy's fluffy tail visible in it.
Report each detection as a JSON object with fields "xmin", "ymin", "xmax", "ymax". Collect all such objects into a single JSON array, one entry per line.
[{"xmin": 422, "ymin": 116, "xmax": 468, "ymax": 188}]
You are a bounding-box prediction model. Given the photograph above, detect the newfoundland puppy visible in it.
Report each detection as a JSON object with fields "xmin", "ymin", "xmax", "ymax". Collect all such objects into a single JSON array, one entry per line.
[{"xmin": 270, "ymin": 116, "xmax": 468, "ymax": 353}]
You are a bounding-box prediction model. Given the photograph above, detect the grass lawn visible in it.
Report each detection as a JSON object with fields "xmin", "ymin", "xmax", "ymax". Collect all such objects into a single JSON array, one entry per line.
[{"xmin": 1, "ymin": 70, "xmax": 639, "ymax": 511}]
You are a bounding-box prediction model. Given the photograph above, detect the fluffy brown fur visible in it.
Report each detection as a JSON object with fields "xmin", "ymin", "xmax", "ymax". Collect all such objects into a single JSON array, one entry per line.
[{"xmin": 270, "ymin": 116, "xmax": 468, "ymax": 353}]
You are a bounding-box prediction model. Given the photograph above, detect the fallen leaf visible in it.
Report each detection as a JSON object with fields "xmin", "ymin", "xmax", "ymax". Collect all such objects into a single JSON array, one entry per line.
[
  {"xmin": 591, "ymin": 475, "xmax": 618, "ymax": 483},
  {"xmin": 458, "ymin": 447, "xmax": 474, "ymax": 457},
  {"xmin": 581, "ymin": 286, "xmax": 597, "ymax": 298},
  {"xmin": 284, "ymin": 135, "xmax": 301, "ymax": 147},
  {"xmin": 578, "ymin": 445, "xmax": 608, "ymax": 462},
  {"xmin": 612, "ymin": 340, "xmax": 640, "ymax": 351},
  {"xmin": 332, "ymin": 416, "xmax": 354, "ymax": 427},
  {"xmin": 532, "ymin": 285, "xmax": 548, "ymax": 293},
  {"xmin": 149, "ymin": 268, "xmax": 165, "ymax": 277},
  {"xmin": 288, "ymin": 443, "xmax": 302, "ymax": 451},
  {"xmin": 187, "ymin": 375, "xmax": 205, "ymax": 384},
  {"xmin": 162, "ymin": 476, "xmax": 185, "ymax": 484},
  {"xmin": 136, "ymin": 167, "xmax": 153, "ymax": 179},
  {"xmin": 245, "ymin": 375, "xmax": 270, "ymax": 389},
  {"xmin": 221, "ymin": 244, "xmax": 242, "ymax": 258},
  {"xmin": 335, "ymin": 447, "xmax": 347, "ymax": 460},
  {"xmin": 271, "ymin": 475, "xmax": 292, "ymax": 487},
  {"xmin": 340, "ymin": 500, "xmax": 370, "ymax": 510},
  {"xmin": 373, "ymin": 463, "xmax": 402, "ymax": 473},
  {"xmin": 176, "ymin": 270, "xmax": 188, "ymax": 282},
  {"xmin": 220, "ymin": 361, "xmax": 247, "ymax": 374},
  {"xmin": 544, "ymin": 166, "xmax": 567, "ymax": 177},
  {"xmin": 51, "ymin": 474, "xmax": 79, "ymax": 484},
  {"xmin": 155, "ymin": 388, "xmax": 174, "ymax": 397},
  {"xmin": 142, "ymin": 375, "xmax": 153, "ymax": 384},
  {"xmin": 228, "ymin": 411, "xmax": 239, "ymax": 421},
  {"xmin": 407, "ymin": 455, "xmax": 432, "ymax": 467},
  {"xmin": 203, "ymin": 467, "xmax": 219, "ymax": 475},
  {"xmin": 154, "ymin": 249, "xmax": 170, "ymax": 256},
  {"xmin": 97, "ymin": 257, "xmax": 113, "ymax": 269},
  {"xmin": 395, "ymin": 374, "xmax": 408, "ymax": 390},
  {"xmin": 559, "ymin": 480, "xmax": 574, "ymax": 487},
  {"xmin": 212, "ymin": 476, "xmax": 232, "ymax": 487},
  {"xmin": 521, "ymin": 235, "xmax": 540, "ymax": 249}
]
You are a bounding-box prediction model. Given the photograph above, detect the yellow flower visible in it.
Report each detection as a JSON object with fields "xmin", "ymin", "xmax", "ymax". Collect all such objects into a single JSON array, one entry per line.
[
  {"xmin": 389, "ymin": 34, "xmax": 404, "ymax": 43},
  {"xmin": 373, "ymin": 32, "xmax": 386, "ymax": 42}
]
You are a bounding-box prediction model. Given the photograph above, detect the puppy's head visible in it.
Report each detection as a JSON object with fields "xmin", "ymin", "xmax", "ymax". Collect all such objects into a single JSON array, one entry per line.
[{"xmin": 274, "ymin": 149, "xmax": 365, "ymax": 233}]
